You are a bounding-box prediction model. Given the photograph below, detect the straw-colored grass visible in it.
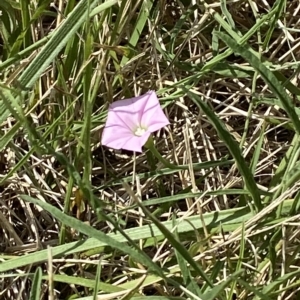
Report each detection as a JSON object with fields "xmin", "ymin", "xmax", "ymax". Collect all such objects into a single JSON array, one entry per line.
[{"xmin": 1, "ymin": 0, "xmax": 300, "ymax": 299}]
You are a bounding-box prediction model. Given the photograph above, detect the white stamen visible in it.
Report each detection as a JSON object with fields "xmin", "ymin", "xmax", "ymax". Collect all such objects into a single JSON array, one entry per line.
[{"xmin": 134, "ymin": 127, "xmax": 146, "ymax": 136}]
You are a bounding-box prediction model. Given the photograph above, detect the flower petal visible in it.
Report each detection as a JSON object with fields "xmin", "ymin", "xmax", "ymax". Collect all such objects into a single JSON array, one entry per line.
[
  {"xmin": 102, "ymin": 124, "xmax": 151, "ymax": 152},
  {"xmin": 106, "ymin": 106, "xmax": 138, "ymax": 133},
  {"xmin": 101, "ymin": 124, "xmax": 132, "ymax": 147},
  {"xmin": 108, "ymin": 93, "xmax": 154, "ymax": 131},
  {"xmin": 102, "ymin": 91, "xmax": 169, "ymax": 152},
  {"xmin": 139, "ymin": 91, "xmax": 170, "ymax": 132}
]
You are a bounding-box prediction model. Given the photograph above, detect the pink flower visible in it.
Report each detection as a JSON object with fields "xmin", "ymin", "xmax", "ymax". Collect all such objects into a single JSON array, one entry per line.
[{"xmin": 101, "ymin": 91, "xmax": 169, "ymax": 152}]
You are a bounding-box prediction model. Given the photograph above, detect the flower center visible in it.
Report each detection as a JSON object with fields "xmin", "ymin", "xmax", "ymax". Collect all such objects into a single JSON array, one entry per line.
[{"xmin": 134, "ymin": 127, "xmax": 146, "ymax": 136}]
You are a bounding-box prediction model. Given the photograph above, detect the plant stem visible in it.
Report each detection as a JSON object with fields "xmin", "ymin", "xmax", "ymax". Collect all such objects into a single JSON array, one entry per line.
[{"xmin": 145, "ymin": 135, "xmax": 186, "ymax": 170}]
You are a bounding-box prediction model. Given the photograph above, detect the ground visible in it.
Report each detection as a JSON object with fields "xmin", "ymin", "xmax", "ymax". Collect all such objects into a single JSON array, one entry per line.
[{"xmin": 1, "ymin": 0, "xmax": 300, "ymax": 299}]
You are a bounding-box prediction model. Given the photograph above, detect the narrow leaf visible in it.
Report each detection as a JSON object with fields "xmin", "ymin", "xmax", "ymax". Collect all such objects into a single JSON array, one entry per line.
[
  {"xmin": 29, "ymin": 267, "xmax": 42, "ymax": 300},
  {"xmin": 215, "ymin": 31, "xmax": 300, "ymax": 134},
  {"xmin": 184, "ymin": 89, "xmax": 262, "ymax": 211}
]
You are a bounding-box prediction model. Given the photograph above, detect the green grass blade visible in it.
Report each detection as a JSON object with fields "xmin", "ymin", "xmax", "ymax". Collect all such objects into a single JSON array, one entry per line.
[
  {"xmin": 220, "ymin": 0, "xmax": 236, "ymax": 30},
  {"xmin": 202, "ymin": 270, "xmax": 244, "ymax": 300},
  {"xmin": 250, "ymin": 123, "xmax": 266, "ymax": 173},
  {"xmin": 263, "ymin": 0, "xmax": 286, "ymax": 50},
  {"xmin": 228, "ymin": 223, "xmax": 245, "ymax": 299},
  {"xmin": 119, "ymin": 0, "xmax": 153, "ymax": 67},
  {"xmin": 264, "ymin": 134, "xmax": 299, "ymax": 203},
  {"xmin": 21, "ymin": 194, "xmax": 168, "ymax": 277},
  {"xmin": 237, "ymin": 278, "xmax": 272, "ymax": 300},
  {"xmin": 201, "ymin": 6, "xmax": 277, "ymax": 74},
  {"xmin": 215, "ymin": 31, "xmax": 300, "ymax": 134},
  {"xmin": 259, "ymin": 269, "xmax": 300, "ymax": 299},
  {"xmin": 0, "ymin": 204, "xmax": 259, "ymax": 273},
  {"xmin": 185, "ymin": 89, "xmax": 262, "ymax": 211},
  {"xmin": 126, "ymin": 184, "xmax": 214, "ymax": 287},
  {"xmin": 43, "ymin": 274, "xmax": 125, "ymax": 292},
  {"xmin": 14, "ymin": 0, "xmax": 31, "ymax": 52},
  {"xmin": 29, "ymin": 267, "xmax": 42, "ymax": 300},
  {"xmin": 17, "ymin": 0, "xmax": 118, "ymax": 89},
  {"xmin": 93, "ymin": 259, "xmax": 102, "ymax": 300},
  {"xmin": 173, "ymin": 217, "xmax": 202, "ymax": 297}
]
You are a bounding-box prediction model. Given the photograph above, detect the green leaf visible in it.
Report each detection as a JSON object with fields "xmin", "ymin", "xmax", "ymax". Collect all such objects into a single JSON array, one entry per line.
[
  {"xmin": 126, "ymin": 183, "xmax": 214, "ymax": 288},
  {"xmin": 215, "ymin": 31, "xmax": 300, "ymax": 134},
  {"xmin": 1, "ymin": 200, "xmax": 295, "ymax": 274},
  {"xmin": 0, "ymin": 204, "xmax": 256, "ymax": 273},
  {"xmin": 263, "ymin": 0, "xmax": 286, "ymax": 50},
  {"xmin": 17, "ymin": 0, "xmax": 119, "ymax": 89},
  {"xmin": 173, "ymin": 217, "xmax": 202, "ymax": 297},
  {"xmin": 46, "ymin": 274, "xmax": 124, "ymax": 292},
  {"xmin": 20, "ymin": 195, "xmax": 167, "ymax": 278},
  {"xmin": 92, "ymin": 243, "xmax": 103, "ymax": 299},
  {"xmin": 184, "ymin": 89, "xmax": 262, "ymax": 211},
  {"xmin": 255, "ymin": 97, "xmax": 300, "ymax": 117},
  {"xmin": 220, "ymin": 0, "xmax": 236, "ymax": 30},
  {"xmin": 211, "ymin": 62, "xmax": 253, "ymax": 78},
  {"xmin": 119, "ymin": 0, "xmax": 153, "ymax": 67},
  {"xmin": 259, "ymin": 269, "xmax": 300, "ymax": 299},
  {"xmin": 202, "ymin": 270, "xmax": 244, "ymax": 300},
  {"xmin": 29, "ymin": 267, "xmax": 42, "ymax": 300}
]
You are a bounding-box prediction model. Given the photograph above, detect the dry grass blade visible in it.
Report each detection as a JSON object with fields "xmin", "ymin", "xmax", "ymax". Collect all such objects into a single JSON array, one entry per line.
[{"xmin": 1, "ymin": 0, "xmax": 300, "ymax": 299}]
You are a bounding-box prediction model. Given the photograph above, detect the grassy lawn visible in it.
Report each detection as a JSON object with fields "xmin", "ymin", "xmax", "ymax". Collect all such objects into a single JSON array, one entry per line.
[{"xmin": 1, "ymin": 0, "xmax": 300, "ymax": 299}]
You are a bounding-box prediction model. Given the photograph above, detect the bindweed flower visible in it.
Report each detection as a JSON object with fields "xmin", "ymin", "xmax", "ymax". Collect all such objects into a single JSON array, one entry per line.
[{"xmin": 101, "ymin": 91, "xmax": 169, "ymax": 152}]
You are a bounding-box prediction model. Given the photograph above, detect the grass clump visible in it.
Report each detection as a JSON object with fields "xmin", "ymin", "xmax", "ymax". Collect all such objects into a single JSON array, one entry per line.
[{"xmin": 1, "ymin": 0, "xmax": 300, "ymax": 299}]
